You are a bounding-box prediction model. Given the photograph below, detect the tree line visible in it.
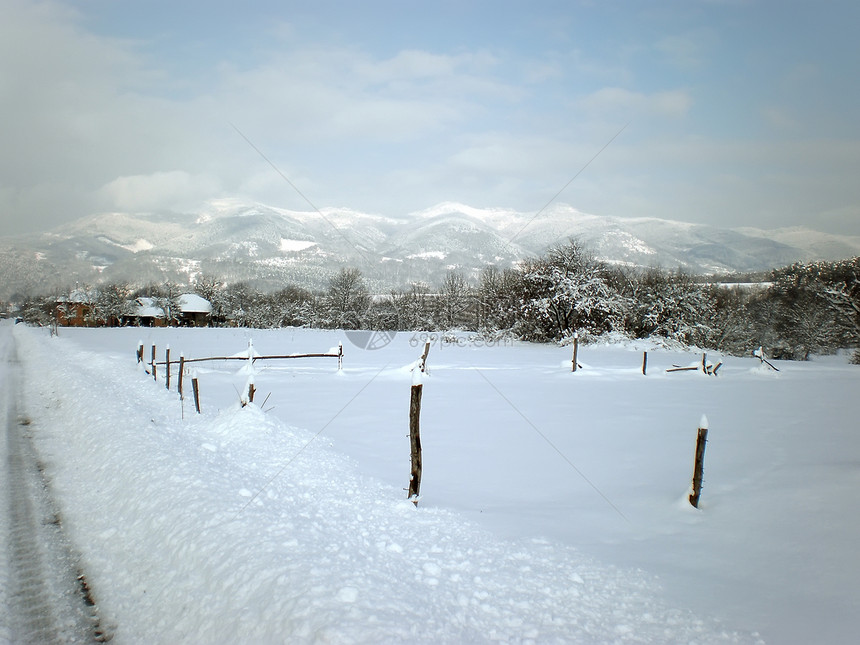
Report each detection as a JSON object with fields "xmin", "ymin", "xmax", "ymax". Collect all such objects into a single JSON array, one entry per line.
[{"xmin": 11, "ymin": 240, "xmax": 860, "ymax": 362}]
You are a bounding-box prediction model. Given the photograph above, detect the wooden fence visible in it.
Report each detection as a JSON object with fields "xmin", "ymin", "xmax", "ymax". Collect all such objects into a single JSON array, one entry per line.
[{"xmin": 137, "ymin": 340, "xmax": 343, "ymax": 413}]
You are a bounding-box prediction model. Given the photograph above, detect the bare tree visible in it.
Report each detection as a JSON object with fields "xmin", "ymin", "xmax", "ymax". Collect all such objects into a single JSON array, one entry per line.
[
  {"xmin": 325, "ymin": 268, "xmax": 370, "ymax": 329},
  {"xmin": 478, "ymin": 266, "xmax": 525, "ymax": 332},
  {"xmin": 438, "ymin": 270, "xmax": 472, "ymax": 329}
]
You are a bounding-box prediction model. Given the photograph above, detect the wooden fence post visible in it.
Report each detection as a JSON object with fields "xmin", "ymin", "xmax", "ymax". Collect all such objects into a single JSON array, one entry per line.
[
  {"xmin": 642, "ymin": 351, "xmax": 648, "ymax": 375},
  {"xmin": 165, "ymin": 345, "xmax": 171, "ymax": 390},
  {"xmin": 420, "ymin": 341, "xmax": 431, "ymax": 372},
  {"xmin": 338, "ymin": 343, "xmax": 343, "ymax": 371},
  {"xmin": 571, "ymin": 332, "xmax": 579, "ymax": 373},
  {"xmin": 178, "ymin": 354, "xmax": 185, "ymax": 399},
  {"xmin": 151, "ymin": 344, "xmax": 157, "ymax": 381},
  {"xmin": 137, "ymin": 341, "xmax": 143, "ymax": 364},
  {"xmin": 754, "ymin": 346, "xmax": 780, "ymax": 371},
  {"xmin": 689, "ymin": 415, "xmax": 709, "ymax": 508},
  {"xmin": 408, "ymin": 378, "xmax": 423, "ymax": 506},
  {"xmin": 408, "ymin": 344, "xmax": 430, "ymax": 505},
  {"xmin": 191, "ymin": 373, "xmax": 201, "ymax": 414}
]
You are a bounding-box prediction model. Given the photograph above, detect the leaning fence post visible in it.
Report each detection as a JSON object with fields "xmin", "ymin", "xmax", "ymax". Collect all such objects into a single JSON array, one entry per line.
[
  {"xmin": 689, "ymin": 415, "xmax": 709, "ymax": 508},
  {"xmin": 191, "ymin": 372, "xmax": 201, "ymax": 414},
  {"xmin": 571, "ymin": 332, "xmax": 579, "ymax": 373},
  {"xmin": 419, "ymin": 340, "xmax": 430, "ymax": 372}
]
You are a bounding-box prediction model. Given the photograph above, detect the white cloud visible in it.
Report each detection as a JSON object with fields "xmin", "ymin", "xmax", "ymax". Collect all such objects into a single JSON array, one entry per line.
[
  {"xmin": 98, "ymin": 171, "xmax": 221, "ymax": 213},
  {"xmin": 0, "ymin": 0, "xmax": 858, "ymax": 239},
  {"xmin": 215, "ymin": 46, "xmax": 516, "ymax": 144}
]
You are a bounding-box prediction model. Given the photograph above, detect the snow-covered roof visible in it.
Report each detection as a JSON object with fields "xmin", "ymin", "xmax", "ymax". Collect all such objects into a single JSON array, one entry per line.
[
  {"xmin": 134, "ymin": 297, "xmax": 164, "ymax": 319},
  {"xmin": 179, "ymin": 294, "xmax": 212, "ymax": 314},
  {"xmin": 57, "ymin": 289, "xmax": 96, "ymax": 303}
]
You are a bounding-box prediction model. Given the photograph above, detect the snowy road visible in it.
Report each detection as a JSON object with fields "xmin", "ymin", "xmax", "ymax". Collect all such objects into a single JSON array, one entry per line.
[{"xmin": 1, "ymin": 325, "xmax": 108, "ymax": 644}]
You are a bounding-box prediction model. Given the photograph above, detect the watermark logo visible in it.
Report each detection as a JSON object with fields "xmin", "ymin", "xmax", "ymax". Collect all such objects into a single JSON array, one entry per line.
[
  {"xmin": 345, "ymin": 330, "xmax": 517, "ymax": 351},
  {"xmin": 345, "ymin": 330, "xmax": 398, "ymax": 351},
  {"xmin": 409, "ymin": 331, "xmax": 516, "ymax": 350}
]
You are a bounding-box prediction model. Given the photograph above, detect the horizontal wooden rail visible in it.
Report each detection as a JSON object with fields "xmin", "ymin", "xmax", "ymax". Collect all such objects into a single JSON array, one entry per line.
[{"xmin": 154, "ymin": 352, "xmax": 341, "ymax": 367}]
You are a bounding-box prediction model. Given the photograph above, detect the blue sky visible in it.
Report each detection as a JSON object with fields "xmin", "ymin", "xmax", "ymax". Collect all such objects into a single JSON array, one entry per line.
[{"xmin": 2, "ymin": 0, "xmax": 859, "ymax": 237}]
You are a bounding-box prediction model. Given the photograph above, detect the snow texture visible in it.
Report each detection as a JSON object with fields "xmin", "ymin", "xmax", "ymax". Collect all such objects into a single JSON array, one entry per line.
[{"xmin": 3, "ymin": 323, "xmax": 860, "ymax": 643}]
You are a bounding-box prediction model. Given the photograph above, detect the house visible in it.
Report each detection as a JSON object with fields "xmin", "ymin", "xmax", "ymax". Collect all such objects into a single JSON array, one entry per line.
[
  {"xmin": 131, "ymin": 297, "xmax": 166, "ymax": 327},
  {"xmin": 56, "ymin": 290, "xmax": 96, "ymax": 327},
  {"xmin": 177, "ymin": 294, "xmax": 213, "ymax": 327},
  {"xmin": 127, "ymin": 294, "xmax": 212, "ymax": 327}
]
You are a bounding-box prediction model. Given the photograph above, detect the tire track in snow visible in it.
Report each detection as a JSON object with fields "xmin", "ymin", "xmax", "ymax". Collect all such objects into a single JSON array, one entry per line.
[{"xmin": 2, "ymin": 328, "xmax": 111, "ymax": 643}]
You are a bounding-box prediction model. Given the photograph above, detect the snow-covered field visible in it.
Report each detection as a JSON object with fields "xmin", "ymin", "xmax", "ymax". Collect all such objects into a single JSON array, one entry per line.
[{"xmin": 2, "ymin": 322, "xmax": 859, "ymax": 643}]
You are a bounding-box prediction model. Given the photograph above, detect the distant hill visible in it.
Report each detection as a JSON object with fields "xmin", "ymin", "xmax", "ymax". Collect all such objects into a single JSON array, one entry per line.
[{"xmin": 1, "ymin": 198, "xmax": 858, "ymax": 300}]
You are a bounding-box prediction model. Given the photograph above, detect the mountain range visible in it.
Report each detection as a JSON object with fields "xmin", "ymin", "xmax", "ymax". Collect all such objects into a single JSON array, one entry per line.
[{"xmin": 2, "ymin": 198, "xmax": 859, "ymax": 300}]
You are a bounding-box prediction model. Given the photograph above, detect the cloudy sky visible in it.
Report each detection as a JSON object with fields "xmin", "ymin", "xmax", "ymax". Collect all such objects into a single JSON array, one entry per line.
[{"xmin": 2, "ymin": 0, "xmax": 859, "ymax": 237}]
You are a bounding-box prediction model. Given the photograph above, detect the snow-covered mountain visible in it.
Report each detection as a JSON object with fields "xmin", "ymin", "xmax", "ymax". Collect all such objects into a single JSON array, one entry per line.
[{"xmin": 1, "ymin": 198, "xmax": 859, "ymax": 299}]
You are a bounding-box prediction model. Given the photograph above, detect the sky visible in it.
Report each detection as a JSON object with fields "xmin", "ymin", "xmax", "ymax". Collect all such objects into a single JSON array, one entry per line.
[{"xmin": 1, "ymin": 0, "xmax": 859, "ymax": 238}]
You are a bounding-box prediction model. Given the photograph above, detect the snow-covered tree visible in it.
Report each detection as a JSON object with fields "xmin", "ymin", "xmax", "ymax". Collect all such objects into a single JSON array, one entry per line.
[
  {"xmin": 707, "ymin": 284, "xmax": 759, "ymax": 355},
  {"xmin": 768, "ymin": 258, "xmax": 859, "ymax": 360},
  {"xmin": 145, "ymin": 280, "xmax": 184, "ymax": 325},
  {"xmin": 817, "ymin": 257, "xmax": 860, "ymax": 361},
  {"xmin": 194, "ymin": 274, "xmax": 229, "ymax": 326},
  {"xmin": 95, "ymin": 282, "xmax": 133, "ymax": 326},
  {"xmin": 224, "ymin": 282, "xmax": 261, "ymax": 328},
  {"xmin": 518, "ymin": 240, "xmax": 629, "ymax": 340},
  {"xmin": 19, "ymin": 293, "xmax": 53, "ymax": 326},
  {"xmin": 271, "ymin": 285, "xmax": 316, "ymax": 328},
  {"xmin": 633, "ymin": 268, "xmax": 715, "ymax": 346}
]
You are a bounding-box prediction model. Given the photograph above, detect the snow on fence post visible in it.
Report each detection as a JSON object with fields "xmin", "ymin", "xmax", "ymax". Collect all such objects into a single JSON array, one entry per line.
[
  {"xmin": 191, "ymin": 371, "xmax": 201, "ymax": 414},
  {"xmin": 408, "ymin": 343, "xmax": 430, "ymax": 505},
  {"xmin": 151, "ymin": 344, "xmax": 157, "ymax": 381},
  {"xmin": 241, "ymin": 339, "xmax": 256, "ymax": 406},
  {"xmin": 165, "ymin": 345, "xmax": 171, "ymax": 391},
  {"xmin": 338, "ymin": 343, "xmax": 343, "ymax": 371},
  {"xmin": 753, "ymin": 346, "xmax": 779, "ymax": 371},
  {"xmin": 689, "ymin": 415, "xmax": 709, "ymax": 508},
  {"xmin": 136, "ymin": 340, "xmax": 143, "ymax": 364},
  {"xmin": 642, "ymin": 351, "xmax": 648, "ymax": 376},
  {"xmin": 571, "ymin": 333, "xmax": 579, "ymax": 372}
]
